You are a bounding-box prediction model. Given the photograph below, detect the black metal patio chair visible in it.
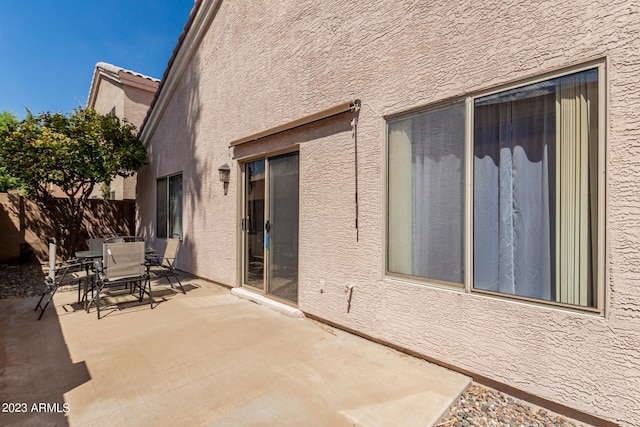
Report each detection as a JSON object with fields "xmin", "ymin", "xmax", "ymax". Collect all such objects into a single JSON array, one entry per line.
[
  {"xmin": 145, "ymin": 236, "xmax": 185, "ymax": 294},
  {"xmin": 88, "ymin": 240, "xmax": 151, "ymax": 319},
  {"xmin": 35, "ymin": 238, "xmax": 90, "ymax": 320}
]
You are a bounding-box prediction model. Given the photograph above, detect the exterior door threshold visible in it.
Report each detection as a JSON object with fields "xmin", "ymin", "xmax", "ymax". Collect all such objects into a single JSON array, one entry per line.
[{"xmin": 231, "ymin": 287, "xmax": 305, "ymax": 318}]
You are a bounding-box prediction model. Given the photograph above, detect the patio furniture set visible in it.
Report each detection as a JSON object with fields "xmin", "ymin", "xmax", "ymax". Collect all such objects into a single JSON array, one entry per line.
[{"xmin": 34, "ymin": 235, "xmax": 185, "ymax": 320}]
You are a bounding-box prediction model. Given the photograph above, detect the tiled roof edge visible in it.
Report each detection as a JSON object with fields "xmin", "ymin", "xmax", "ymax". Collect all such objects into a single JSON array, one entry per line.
[{"xmin": 96, "ymin": 62, "xmax": 160, "ymax": 83}]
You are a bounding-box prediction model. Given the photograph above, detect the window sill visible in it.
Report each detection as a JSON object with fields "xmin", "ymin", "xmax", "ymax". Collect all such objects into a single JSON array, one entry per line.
[{"xmin": 383, "ymin": 273, "xmax": 604, "ymax": 317}]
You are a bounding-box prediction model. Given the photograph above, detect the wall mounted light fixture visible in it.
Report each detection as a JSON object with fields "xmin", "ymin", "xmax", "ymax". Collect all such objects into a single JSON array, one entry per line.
[
  {"xmin": 218, "ymin": 163, "xmax": 230, "ymax": 183},
  {"xmin": 218, "ymin": 163, "xmax": 230, "ymax": 195}
]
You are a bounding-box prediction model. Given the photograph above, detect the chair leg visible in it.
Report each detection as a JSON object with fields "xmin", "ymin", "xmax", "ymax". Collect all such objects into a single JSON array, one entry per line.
[
  {"xmin": 34, "ymin": 290, "xmax": 47, "ymax": 312},
  {"xmin": 85, "ymin": 281, "xmax": 98, "ymax": 312},
  {"xmin": 136, "ymin": 277, "xmax": 153, "ymax": 308},
  {"xmin": 84, "ymin": 271, "xmax": 98, "ymax": 311},
  {"xmin": 81, "ymin": 279, "xmax": 88, "ymax": 305},
  {"xmin": 35, "ymin": 281, "xmax": 58, "ymax": 320},
  {"xmin": 96, "ymin": 283, "xmax": 103, "ymax": 319},
  {"xmin": 148, "ymin": 277, "xmax": 153, "ymax": 309},
  {"xmin": 173, "ymin": 273, "xmax": 186, "ymax": 295},
  {"xmin": 37, "ymin": 297, "xmax": 53, "ymax": 320},
  {"xmin": 76, "ymin": 276, "xmax": 89, "ymax": 304},
  {"xmin": 164, "ymin": 270, "xmax": 186, "ymax": 294},
  {"xmin": 35, "ymin": 291, "xmax": 54, "ymax": 321}
]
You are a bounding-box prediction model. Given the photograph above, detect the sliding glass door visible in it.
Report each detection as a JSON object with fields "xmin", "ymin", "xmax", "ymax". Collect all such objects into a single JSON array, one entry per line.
[
  {"xmin": 244, "ymin": 160, "xmax": 265, "ymax": 289},
  {"xmin": 242, "ymin": 152, "xmax": 299, "ymax": 304}
]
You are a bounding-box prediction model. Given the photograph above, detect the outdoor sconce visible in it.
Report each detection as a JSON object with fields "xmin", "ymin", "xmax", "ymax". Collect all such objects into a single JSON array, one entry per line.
[{"xmin": 218, "ymin": 163, "xmax": 230, "ymax": 195}]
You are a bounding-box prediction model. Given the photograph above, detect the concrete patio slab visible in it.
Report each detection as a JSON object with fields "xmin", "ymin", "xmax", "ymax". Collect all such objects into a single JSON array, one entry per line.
[{"xmin": 1, "ymin": 278, "xmax": 470, "ymax": 426}]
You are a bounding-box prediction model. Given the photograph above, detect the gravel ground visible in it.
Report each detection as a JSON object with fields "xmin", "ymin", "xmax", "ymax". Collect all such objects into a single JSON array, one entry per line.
[
  {"xmin": 0, "ymin": 262, "xmax": 46, "ymax": 299},
  {"xmin": 1, "ymin": 263, "xmax": 589, "ymax": 427},
  {"xmin": 437, "ymin": 384, "xmax": 587, "ymax": 427}
]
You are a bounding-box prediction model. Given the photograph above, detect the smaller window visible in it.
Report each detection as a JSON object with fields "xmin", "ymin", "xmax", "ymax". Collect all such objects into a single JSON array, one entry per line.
[
  {"xmin": 157, "ymin": 174, "xmax": 183, "ymax": 239},
  {"xmin": 387, "ymin": 102, "xmax": 465, "ymax": 285}
]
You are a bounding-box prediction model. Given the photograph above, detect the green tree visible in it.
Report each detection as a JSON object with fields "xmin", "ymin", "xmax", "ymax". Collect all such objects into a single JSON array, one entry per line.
[
  {"xmin": 0, "ymin": 108, "xmax": 147, "ymax": 256},
  {"xmin": 0, "ymin": 110, "xmax": 19, "ymax": 191}
]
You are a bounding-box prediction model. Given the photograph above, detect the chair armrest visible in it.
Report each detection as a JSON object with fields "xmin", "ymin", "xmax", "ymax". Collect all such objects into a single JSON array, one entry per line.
[
  {"xmin": 62, "ymin": 261, "xmax": 85, "ymax": 270},
  {"xmin": 145, "ymin": 255, "xmax": 162, "ymax": 266},
  {"xmin": 93, "ymin": 260, "xmax": 104, "ymax": 273},
  {"xmin": 159, "ymin": 257, "xmax": 177, "ymax": 269},
  {"xmin": 49, "ymin": 261, "xmax": 86, "ymax": 277}
]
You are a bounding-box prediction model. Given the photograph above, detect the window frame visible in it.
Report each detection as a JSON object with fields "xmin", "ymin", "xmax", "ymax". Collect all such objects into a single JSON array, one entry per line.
[
  {"xmin": 384, "ymin": 60, "xmax": 606, "ymax": 314},
  {"xmin": 156, "ymin": 172, "xmax": 183, "ymax": 240}
]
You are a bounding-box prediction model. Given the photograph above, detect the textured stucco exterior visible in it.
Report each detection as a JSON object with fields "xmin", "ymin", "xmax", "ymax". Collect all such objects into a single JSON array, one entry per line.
[
  {"xmin": 137, "ymin": 1, "xmax": 640, "ymax": 425},
  {"xmin": 87, "ymin": 63, "xmax": 159, "ymax": 199}
]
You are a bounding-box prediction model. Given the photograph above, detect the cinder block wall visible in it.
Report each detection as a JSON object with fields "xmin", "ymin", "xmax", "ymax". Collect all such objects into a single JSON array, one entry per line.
[
  {"xmin": 0, "ymin": 193, "xmax": 21, "ymax": 263},
  {"xmin": 0, "ymin": 192, "xmax": 135, "ymax": 263}
]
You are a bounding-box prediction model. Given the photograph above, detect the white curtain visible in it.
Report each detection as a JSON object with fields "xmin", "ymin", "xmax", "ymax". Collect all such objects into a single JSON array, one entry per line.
[
  {"xmin": 474, "ymin": 89, "xmax": 555, "ymax": 300},
  {"xmin": 388, "ymin": 104, "xmax": 464, "ymax": 284},
  {"xmin": 474, "ymin": 69, "xmax": 598, "ymax": 306}
]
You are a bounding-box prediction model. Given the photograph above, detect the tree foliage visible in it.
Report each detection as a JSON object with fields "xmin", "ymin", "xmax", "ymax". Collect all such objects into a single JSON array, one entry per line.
[
  {"xmin": 0, "ymin": 110, "xmax": 19, "ymax": 192},
  {"xmin": 0, "ymin": 108, "xmax": 147, "ymax": 256},
  {"xmin": 0, "ymin": 110, "xmax": 17, "ymax": 129}
]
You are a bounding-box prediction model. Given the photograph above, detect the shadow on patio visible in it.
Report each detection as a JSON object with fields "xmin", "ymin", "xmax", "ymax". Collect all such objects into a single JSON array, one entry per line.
[{"xmin": 0, "ymin": 296, "xmax": 90, "ymax": 427}]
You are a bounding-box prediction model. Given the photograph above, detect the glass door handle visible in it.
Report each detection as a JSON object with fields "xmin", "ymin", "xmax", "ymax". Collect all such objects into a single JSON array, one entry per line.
[{"xmin": 265, "ymin": 220, "xmax": 271, "ymax": 233}]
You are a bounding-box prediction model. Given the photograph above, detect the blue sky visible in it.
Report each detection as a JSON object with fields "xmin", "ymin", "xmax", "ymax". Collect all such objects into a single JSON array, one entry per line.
[{"xmin": 0, "ymin": 1, "xmax": 195, "ymax": 120}]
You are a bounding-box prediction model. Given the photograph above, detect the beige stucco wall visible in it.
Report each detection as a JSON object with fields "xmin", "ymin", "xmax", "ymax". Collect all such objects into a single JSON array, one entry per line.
[
  {"xmin": 92, "ymin": 78, "xmax": 125, "ymax": 120},
  {"xmin": 122, "ymin": 84, "xmax": 157, "ymax": 132},
  {"xmin": 137, "ymin": 1, "xmax": 640, "ymax": 425},
  {"xmin": 90, "ymin": 71, "xmax": 158, "ymax": 200},
  {"xmin": 91, "ymin": 71, "xmax": 157, "ymax": 131}
]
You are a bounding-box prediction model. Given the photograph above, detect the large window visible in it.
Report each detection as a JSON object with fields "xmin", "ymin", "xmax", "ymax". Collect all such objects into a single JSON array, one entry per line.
[
  {"xmin": 387, "ymin": 65, "xmax": 602, "ymax": 310},
  {"xmin": 157, "ymin": 174, "xmax": 183, "ymax": 239}
]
